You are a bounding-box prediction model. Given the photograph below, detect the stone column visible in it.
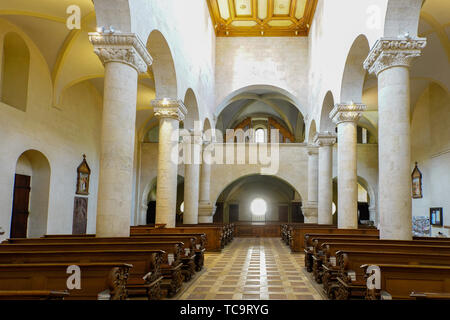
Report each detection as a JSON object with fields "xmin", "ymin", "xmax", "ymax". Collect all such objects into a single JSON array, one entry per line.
[
  {"xmin": 89, "ymin": 32, "xmax": 152, "ymax": 237},
  {"xmin": 182, "ymin": 130, "xmax": 202, "ymax": 224},
  {"xmin": 302, "ymin": 146, "xmax": 319, "ymax": 223},
  {"xmin": 330, "ymin": 103, "xmax": 366, "ymax": 229},
  {"xmin": 198, "ymin": 142, "xmax": 216, "ymax": 223},
  {"xmin": 314, "ymin": 132, "xmax": 337, "ymax": 225},
  {"xmin": 364, "ymin": 37, "xmax": 426, "ymax": 240},
  {"xmin": 152, "ymin": 99, "xmax": 187, "ymax": 228}
]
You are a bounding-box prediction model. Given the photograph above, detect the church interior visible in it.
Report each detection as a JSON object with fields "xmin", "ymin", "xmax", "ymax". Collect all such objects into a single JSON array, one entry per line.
[{"xmin": 0, "ymin": 0, "xmax": 449, "ymax": 302}]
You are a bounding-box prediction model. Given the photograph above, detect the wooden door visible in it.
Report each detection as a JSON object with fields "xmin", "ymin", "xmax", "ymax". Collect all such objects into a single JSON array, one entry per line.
[
  {"xmin": 229, "ymin": 204, "xmax": 239, "ymax": 223},
  {"xmin": 214, "ymin": 202, "xmax": 224, "ymax": 223},
  {"xmin": 146, "ymin": 201, "xmax": 156, "ymax": 225},
  {"xmin": 278, "ymin": 205, "xmax": 288, "ymax": 222},
  {"xmin": 10, "ymin": 174, "xmax": 31, "ymax": 238},
  {"xmin": 291, "ymin": 202, "xmax": 304, "ymax": 223},
  {"xmin": 72, "ymin": 197, "xmax": 88, "ymax": 235}
]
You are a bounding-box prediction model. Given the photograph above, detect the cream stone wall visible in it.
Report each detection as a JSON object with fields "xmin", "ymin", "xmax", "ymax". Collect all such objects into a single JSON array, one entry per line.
[
  {"xmin": 411, "ymin": 83, "xmax": 450, "ymax": 236},
  {"xmin": 0, "ymin": 19, "xmax": 102, "ymax": 241},
  {"xmin": 215, "ymin": 37, "xmax": 309, "ymax": 109},
  {"xmin": 210, "ymin": 144, "xmax": 309, "ymax": 206}
]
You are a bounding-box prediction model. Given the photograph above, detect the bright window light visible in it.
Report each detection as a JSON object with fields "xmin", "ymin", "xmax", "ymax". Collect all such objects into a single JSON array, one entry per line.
[
  {"xmin": 255, "ymin": 128, "xmax": 265, "ymax": 143},
  {"xmin": 251, "ymin": 198, "xmax": 267, "ymax": 216}
]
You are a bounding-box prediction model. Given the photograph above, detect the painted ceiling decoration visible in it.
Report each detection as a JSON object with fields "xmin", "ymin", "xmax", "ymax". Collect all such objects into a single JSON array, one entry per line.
[{"xmin": 206, "ymin": 0, "xmax": 318, "ymax": 37}]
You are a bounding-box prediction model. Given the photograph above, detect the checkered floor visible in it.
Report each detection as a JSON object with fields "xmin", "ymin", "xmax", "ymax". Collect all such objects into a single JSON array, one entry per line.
[{"xmin": 177, "ymin": 237, "xmax": 323, "ymax": 300}]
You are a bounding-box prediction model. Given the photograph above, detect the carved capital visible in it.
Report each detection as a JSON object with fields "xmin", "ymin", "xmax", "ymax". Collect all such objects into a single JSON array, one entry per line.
[
  {"xmin": 363, "ymin": 37, "xmax": 427, "ymax": 76},
  {"xmin": 151, "ymin": 98, "xmax": 187, "ymax": 121},
  {"xmin": 314, "ymin": 131, "xmax": 337, "ymax": 147},
  {"xmin": 198, "ymin": 203, "xmax": 216, "ymax": 217},
  {"xmin": 89, "ymin": 32, "xmax": 153, "ymax": 74},
  {"xmin": 330, "ymin": 103, "xmax": 366, "ymax": 125}
]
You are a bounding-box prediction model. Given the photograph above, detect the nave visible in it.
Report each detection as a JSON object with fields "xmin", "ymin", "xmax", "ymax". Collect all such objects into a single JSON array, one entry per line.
[{"xmin": 177, "ymin": 238, "xmax": 323, "ymax": 300}]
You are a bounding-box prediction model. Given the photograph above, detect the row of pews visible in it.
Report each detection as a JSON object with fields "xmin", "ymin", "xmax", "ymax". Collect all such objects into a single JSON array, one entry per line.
[
  {"xmin": 281, "ymin": 223, "xmax": 450, "ymax": 300},
  {"xmin": 0, "ymin": 223, "xmax": 234, "ymax": 300}
]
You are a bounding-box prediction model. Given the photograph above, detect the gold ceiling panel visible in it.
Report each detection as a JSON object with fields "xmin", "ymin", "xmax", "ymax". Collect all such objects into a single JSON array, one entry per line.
[{"xmin": 207, "ymin": 0, "xmax": 318, "ymax": 37}]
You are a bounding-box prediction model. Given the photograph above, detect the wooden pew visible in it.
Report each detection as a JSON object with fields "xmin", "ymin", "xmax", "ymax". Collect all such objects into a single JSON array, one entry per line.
[
  {"xmin": 361, "ymin": 264, "xmax": 450, "ymax": 300},
  {"xmin": 320, "ymin": 242, "xmax": 450, "ymax": 299},
  {"xmin": 0, "ymin": 241, "xmax": 184, "ymax": 297},
  {"xmin": 303, "ymin": 234, "xmax": 379, "ymax": 274},
  {"xmin": 410, "ymin": 292, "xmax": 450, "ymax": 300},
  {"xmin": 334, "ymin": 250, "xmax": 450, "ymax": 300},
  {"xmin": 0, "ymin": 249, "xmax": 164, "ymax": 300},
  {"xmin": 0, "ymin": 262, "xmax": 132, "ymax": 300},
  {"xmin": 289, "ymin": 227, "xmax": 378, "ymax": 252},
  {"xmin": 41, "ymin": 233, "xmax": 207, "ymax": 271},
  {"xmin": 131, "ymin": 226, "xmax": 223, "ymax": 252},
  {"xmin": 0, "ymin": 290, "xmax": 69, "ymax": 300}
]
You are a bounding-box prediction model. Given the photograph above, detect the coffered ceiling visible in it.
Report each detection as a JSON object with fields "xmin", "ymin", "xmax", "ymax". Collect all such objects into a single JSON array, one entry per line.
[{"xmin": 206, "ymin": 0, "xmax": 318, "ymax": 37}]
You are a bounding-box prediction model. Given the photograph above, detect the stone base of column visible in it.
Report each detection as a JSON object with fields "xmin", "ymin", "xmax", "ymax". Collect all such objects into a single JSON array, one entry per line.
[
  {"xmin": 198, "ymin": 203, "xmax": 216, "ymax": 223},
  {"xmin": 302, "ymin": 201, "xmax": 318, "ymax": 224}
]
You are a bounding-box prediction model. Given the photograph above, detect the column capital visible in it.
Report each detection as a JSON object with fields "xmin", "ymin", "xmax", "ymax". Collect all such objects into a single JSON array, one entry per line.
[
  {"xmin": 330, "ymin": 103, "xmax": 366, "ymax": 125},
  {"xmin": 152, "ymin": 98, "xmax": 187, "ymax": 121},
  {"xmin": 363, "ymin": 37, "xmax": 427, "ymax": 76},
  {"xmin": 307, "ymin": 145, "xmax": 319, "ymax": 156},
  {"xmin": 314, "ymin": 131, "xmax": 337, "ymax": 146},
  {"xmin": 89, "ymin": 32, "xmax": 153, "ymax": 74}
]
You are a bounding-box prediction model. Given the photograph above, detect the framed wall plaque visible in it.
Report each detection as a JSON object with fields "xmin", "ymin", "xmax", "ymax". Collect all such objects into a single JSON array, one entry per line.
[
  {"xmin": 76, "ymin": 154, "xmax": 91, "ymax": 195},
  {"xmin": 411, "ymin": 162, "xmax": 423, "ymax": 199},
  {"xmin": 430, "ymin": 208, "xmax": 443, "ymax": 226},
  {"xmin": 73, "ymin": 196, "xmax": 88, "ymax": 235}
]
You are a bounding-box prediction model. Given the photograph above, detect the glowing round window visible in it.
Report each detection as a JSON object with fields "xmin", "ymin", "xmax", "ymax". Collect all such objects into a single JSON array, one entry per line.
[{"xmin": 251, "ymin": 198, "xmax": 267, "ymax": 216}]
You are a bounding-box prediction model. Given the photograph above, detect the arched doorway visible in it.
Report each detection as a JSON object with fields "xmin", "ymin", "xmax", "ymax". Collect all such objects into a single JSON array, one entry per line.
[
  {"xmin": 11, "ymin": 150, "xmax": 50, "ymax": 238},
  {"xmin": 215, "ymin": 174, "xmax": 302, "ymax": 223},
  {"xmin": 143, "ymin": 175, "xmax": 185, "ymax": 225}
]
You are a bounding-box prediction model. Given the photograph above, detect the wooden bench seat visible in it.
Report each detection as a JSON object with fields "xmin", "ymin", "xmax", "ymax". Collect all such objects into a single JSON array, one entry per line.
[
  {"xmin": 0, "ymin": 262, "xmax": 132, "ymax": 300},
  {"xmin": 0, "ymin": 241, "xmax": 185, "ymax": 297},
  {"xmin": 410, "ymin": 292, "xmax": 450, "ymax": 300},
  {"xmin": 40, "ymin": 233, "xmax": 206, "ymax": 271},
  {"xmin": 289, "ymin": 227, "xmax": 379, "ymax": 252},
  {"xmin": 334, "ymin": 250, "xmax": 450, "ymax": 300},
  {"xmin": 361, "ymin": 264, "xmax": 450, "ymax": 300},
  {"xmin": 0, "ymin": 290, "xmax": 69, "ymax": 300},
  {"xmin": 0, "ymin": 249, "xmax": 164, "ymax": 300},
  {"xmin": 319, "ymin": 242, "xmax": 450, "ymax": 299},
  {"xmin": 131, "ymin": 226, "xmax": 223, "ymax": 252},
  {"xmin": 303, "ymin": 234, "xmax": 379, "ymax": 274}
]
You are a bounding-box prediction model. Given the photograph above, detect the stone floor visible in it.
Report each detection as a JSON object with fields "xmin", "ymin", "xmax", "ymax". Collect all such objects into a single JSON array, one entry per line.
[{"xmin": 176, "ymin": 237, "xmax": 323, "ymax": 300}]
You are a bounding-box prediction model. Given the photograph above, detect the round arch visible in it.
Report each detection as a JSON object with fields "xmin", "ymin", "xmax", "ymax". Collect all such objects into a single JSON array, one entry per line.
[
  {"xmin": 215, "ymin": 84, "xmax": 306, "ymax": 118},
  {"xmin": 146, "ymin": 30, "xmax": 177, "ymax": 99},
  {"xmin": 183, "ymin": 88, "xmax": 200, "ymax": 130},
  {"xmin": 340, "ymin": 34, "xmax": 370, "ymax": 103},
  {"xmin": 11, "ymin": 149, "xmax": 51, "ymax": 238},
  {"xmin": 319, "ymin": 91, "xmax": 336, "ymax": 132}
]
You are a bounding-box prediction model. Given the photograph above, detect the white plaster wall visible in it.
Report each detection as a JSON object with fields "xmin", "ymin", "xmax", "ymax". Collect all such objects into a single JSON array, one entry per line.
[
  {"xmin": 411, "ymin": 83, "xmax": 450, "ymax": 236},
  {"xmin": 0, "ymin": 20, "xmax": 102, "ymax": 241},
  {"xmin": 308, "ymin": 0, "xmax": 388, "ymax": 130},
  {"xmin": 127, "ymin": 0, "xmax": 216, "ymax": 123},
  {"xmin": 215, "ymin": 37, "xmax": 309, "ymax": 109}
]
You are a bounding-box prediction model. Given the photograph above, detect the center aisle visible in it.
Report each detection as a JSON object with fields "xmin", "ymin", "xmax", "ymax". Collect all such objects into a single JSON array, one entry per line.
[{"xmin": 177, "ymin": 237, "xmax": 323, "ymax": 300}]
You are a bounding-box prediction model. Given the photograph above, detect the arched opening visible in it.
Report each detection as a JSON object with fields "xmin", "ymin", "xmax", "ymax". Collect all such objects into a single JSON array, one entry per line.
[
  {"xmin": 11, "ymin": 150, "xmax": 50, "ymax": 238},
  {"xmin": 183, "ymin": 88, "xmax": 200, "ymax": 130},
  {"xmin": 146, "ymin": 30, "xmax": 177, "ymax": 99},
  {"xmin": 215, "ymin": 174, "xmax": 302, "ymax": 223},
  {"xmin": 1, "ymin": 32, "xmax": 30, "ymax": 111},
  {"xmin": 143, "ymin": 175, "xmax": 185, "ymax": 225},
  {"xmin": 332, "ymin": 176, "xmax": 375, "ymax": 225},
  {"xmin": 215, "ymin": 85, "xmax": 305, "ymax": 143},
  {"xmin": 319, "ymin": 91, "xmax": 336, "ymax": 133}
]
